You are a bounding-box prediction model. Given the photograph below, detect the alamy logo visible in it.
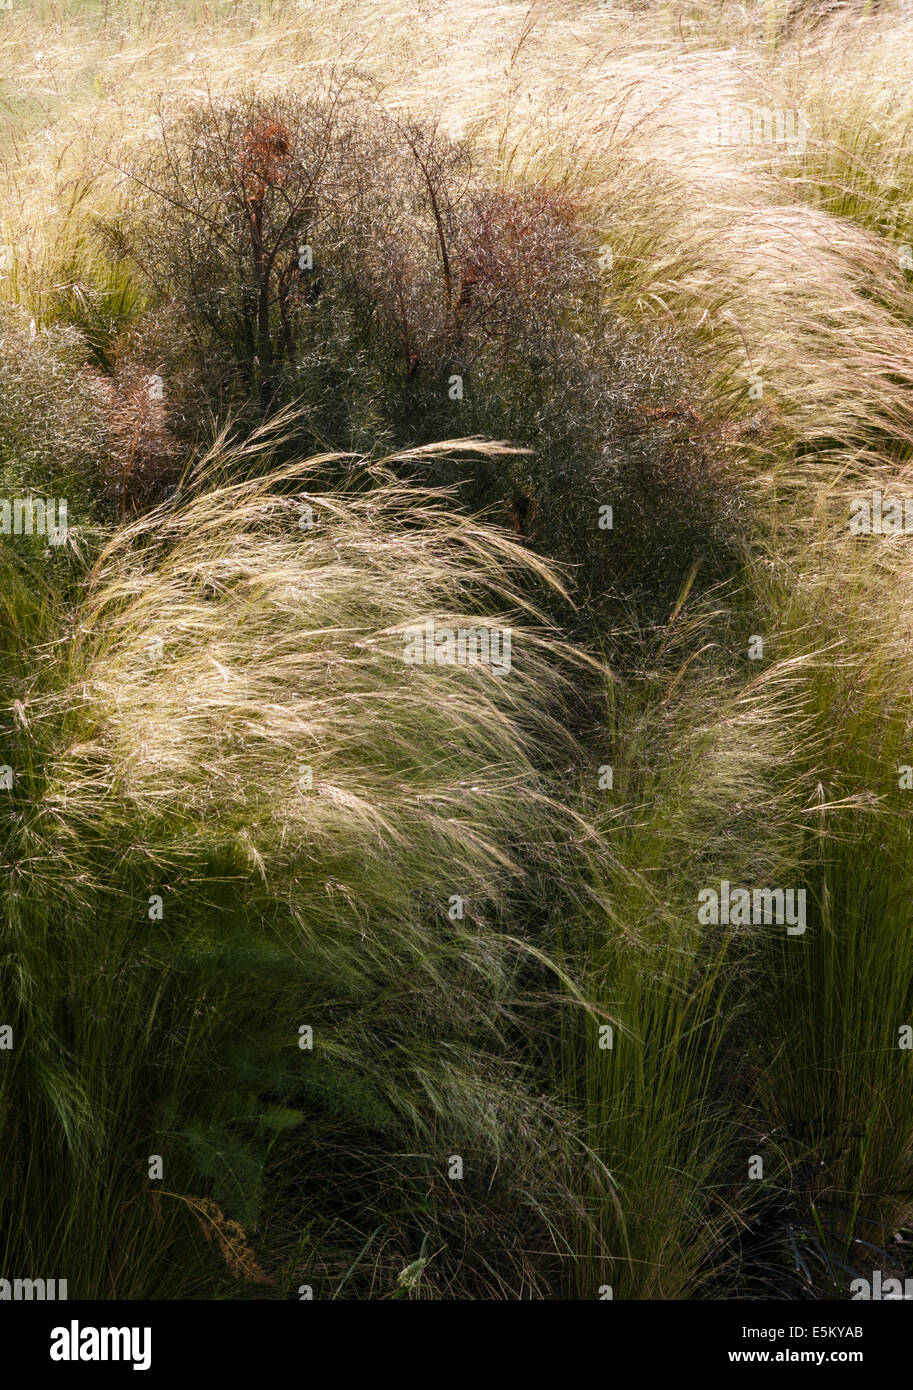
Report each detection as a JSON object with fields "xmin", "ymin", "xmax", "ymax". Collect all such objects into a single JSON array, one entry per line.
[
  {"xmin": 698, "ymin": 880, "xmax": 806, "ymax": 934},
  {"xmin": 0, "ymin": 1276, "xmax": 67, "ymax": 1299},
  {"xmin": 850, "ymin": 1272, "xmax": 913, "ymax": 1300},
  {"xmin": 402, "ymin": 618, "xmax": 512, "ymax": 676},
  {"xmin": 0, "ymin": 496, "xmax": 67, "ymax": 545},
  {"xmin": 699, "ymin": 101, "xmax": 807, "ymax": 154},
  {"xmin": 50, "ymin": 1321, "xmax": 151, "ymax": 1371},
  {"xmin": 849, "ymin": 492, "xmax": 913, "ymax": 535}
]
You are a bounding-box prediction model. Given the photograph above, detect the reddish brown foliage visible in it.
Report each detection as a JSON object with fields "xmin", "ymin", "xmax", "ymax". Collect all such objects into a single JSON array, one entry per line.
[{"xmin": 236, "ymin": 118, "xmax": 293, "ymax": 203}]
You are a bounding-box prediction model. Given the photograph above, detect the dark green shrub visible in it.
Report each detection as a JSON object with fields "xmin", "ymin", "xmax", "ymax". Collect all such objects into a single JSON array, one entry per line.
[{"xmin": 104, "ymin": 87, "xmax": 748, "ymax": 627}]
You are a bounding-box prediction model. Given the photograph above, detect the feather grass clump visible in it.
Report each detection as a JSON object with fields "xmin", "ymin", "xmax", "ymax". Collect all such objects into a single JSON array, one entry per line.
[{"xmin": 0, "ymin": 431, "xmax": 609, "ymax": 1297}]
